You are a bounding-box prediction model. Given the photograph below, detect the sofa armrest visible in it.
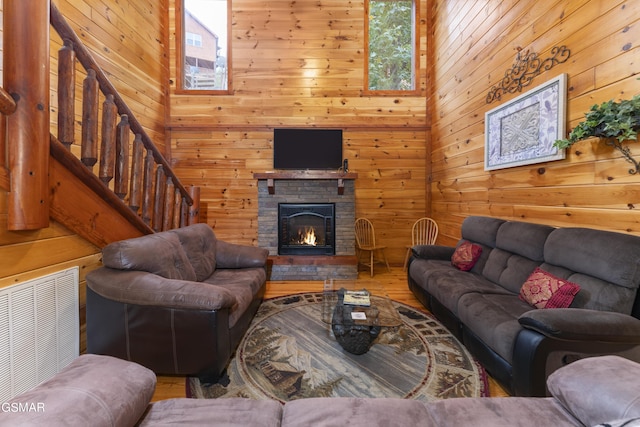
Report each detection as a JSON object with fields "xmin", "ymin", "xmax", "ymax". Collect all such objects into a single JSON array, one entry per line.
[
  {"xmin": 87, "ymin": 268, "xmax": 237, "ymax": 311},
  {"xmin": 215, "ymin": 240, "xmax": 269, "ymax": 269},
  {"xmin": 519, "ymin": 308, "xmax": 640, "ymax": 342},
  {"xmin": 2, "ymin": 354, "xmax": 155, "ymax": 427},
  {"xmin": 513, "ymin": 309, "xmax": 640, "ymax": 396},
  {"xmin": 411, "ymin": 244, "xmax": 455, "ymax": 261},
  {"xmin": 546, "ymin": 355, "xmax": 640, "ymax": 426}
]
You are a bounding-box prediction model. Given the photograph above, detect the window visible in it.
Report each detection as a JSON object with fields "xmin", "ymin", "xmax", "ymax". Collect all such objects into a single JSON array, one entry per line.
[
  {"xmin": 180, "ymin": 0, "xmax": 230, "ymax": 92},
  {"xmin": 186, "ymin": 32, "xmax": 203, "ymax": 47},
  {"xmin": 365, "ymin": 0, "xmax": 417, "ymax": 93}
]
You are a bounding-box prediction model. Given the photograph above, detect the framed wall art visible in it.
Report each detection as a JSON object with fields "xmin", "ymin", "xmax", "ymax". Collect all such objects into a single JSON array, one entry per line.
[{"xmin": 484, "ymin": 73, "xmax": 567, "ymax": 171}]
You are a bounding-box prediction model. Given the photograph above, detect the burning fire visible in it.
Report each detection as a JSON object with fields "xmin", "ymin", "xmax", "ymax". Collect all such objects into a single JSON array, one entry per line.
[{"xmin": 296, "ymin": 227, "xmax": 317, "ymax": 246}]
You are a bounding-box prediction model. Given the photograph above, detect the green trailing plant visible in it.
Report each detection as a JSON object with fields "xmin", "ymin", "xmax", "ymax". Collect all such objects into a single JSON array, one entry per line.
[{"xmin": 554, "ymin": 94, "xmax": 640, "ymax": 174}]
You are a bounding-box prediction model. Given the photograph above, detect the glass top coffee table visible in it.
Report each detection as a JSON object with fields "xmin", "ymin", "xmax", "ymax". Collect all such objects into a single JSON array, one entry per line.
[{"xmin": 321, "ymin": 279, "xmax": 401, "ymax": 354}]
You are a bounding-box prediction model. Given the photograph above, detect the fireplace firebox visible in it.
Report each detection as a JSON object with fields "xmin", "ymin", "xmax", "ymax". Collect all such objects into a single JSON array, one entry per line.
[{"xmin": 278, "ymin": 203, "xmax": 335, "ymax": 255}]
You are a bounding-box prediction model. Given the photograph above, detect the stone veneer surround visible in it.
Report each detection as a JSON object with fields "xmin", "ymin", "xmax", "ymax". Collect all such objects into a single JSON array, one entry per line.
[{"xmin": 256, "ymin": 175, "xmax": 357, "ymax": 280}]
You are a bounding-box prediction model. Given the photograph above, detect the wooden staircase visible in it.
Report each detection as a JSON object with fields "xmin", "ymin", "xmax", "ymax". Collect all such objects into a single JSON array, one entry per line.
[{"xmin": 1, "ymin": 2, "xmax": 199, "ymax": 247}]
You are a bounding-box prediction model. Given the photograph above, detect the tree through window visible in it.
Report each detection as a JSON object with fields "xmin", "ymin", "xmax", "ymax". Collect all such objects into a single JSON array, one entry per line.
[{"xmin": 366, "ymin": 0, "xmax": 416, "ymax": 92}]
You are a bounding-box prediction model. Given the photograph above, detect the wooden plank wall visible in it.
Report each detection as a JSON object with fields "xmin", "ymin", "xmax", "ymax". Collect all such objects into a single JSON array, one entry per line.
[
  {"xmin": 429, "ymin": 0, "xmax": 640, "ymax": 246},
  {"xmin": 0, "ymin": 0, "xmax": 168, "ymax": 351},
  {"xmin": 167, "ymin": 0, "xmax": 429, "ymax": 264}
]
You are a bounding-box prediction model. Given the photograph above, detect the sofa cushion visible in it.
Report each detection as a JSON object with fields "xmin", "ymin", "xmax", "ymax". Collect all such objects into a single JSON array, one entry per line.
[
  {"xmin": 139, "ymin": 398, "xmax": 283, "ymax": 427},
  {"xmin": 461, "ymin": 216, "xmax": 506, "ymax": 247},
  {"xmin": 519, "ymin": 267, "xmax": 580, "ymax": 309},
  {"xmin": 451, "ymin": 240, "xmax": 482, "ymax": 271},
  {"xmin": 482, "ymin": 248, "xmax": 542, "ymax": 294},
  {"xmin": 495, "ymin": 220, "xmax": 554, "ymax": 262},
  {"xmin": 547, "ymin": 355, "xmax": 640, "ymax": 426},
  {"xmin": 2, "ymin": 354, "xmax": 155, "ymax": 427},
  {"xmin": 543, "ymin": 227, "xmax": 640, "ymax": 315},
  {"xmin": 102, "ymin": 232, "xmax": 197, "ymax": 281},
  {"xmin": 204, "ymin": 267, "xmax": 267, "ymax": 327},
  {"xmin": 534, "ymin": 262, "xmax": 638, "ymax": 314},
  {"xmin": 427, "ymin": 397, "xmax": 580, "ymax": 427},
  {"xmin": 420, "ymin": 261, "xmax": 514, "ymax": 316},
  {"xmin": 544, "ymin": 228, "xmax": 640, "ymax": 291},
  {"xmin": 457, "ymin": 293, "xmax": 534, "ymax": 363},
  {"xmin": 478, "ymin": 220, "xmax": 553, "ymax": 294},
  {"xmin": 281, "ymin": 397, "xmax": 437, "ymax": 427},
  {"xmin": 172, "ymin": 223, "xmax": 218, "ymax": 281}
]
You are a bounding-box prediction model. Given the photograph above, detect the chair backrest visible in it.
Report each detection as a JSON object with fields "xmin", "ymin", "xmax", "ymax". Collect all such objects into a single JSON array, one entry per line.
[
  {"xmin": 355, "ymin": 217, "xmax": 376, "ymax": 249},
  {"xmin": 412, "ymin": 217, "xmax": 438, "ymax": 246}
]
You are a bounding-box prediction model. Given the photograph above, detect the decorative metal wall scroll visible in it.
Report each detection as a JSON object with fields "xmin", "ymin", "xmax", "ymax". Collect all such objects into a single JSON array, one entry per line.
[{"xmin": 486, "ymin": 45, "xmax": 570, "ymax": 104}]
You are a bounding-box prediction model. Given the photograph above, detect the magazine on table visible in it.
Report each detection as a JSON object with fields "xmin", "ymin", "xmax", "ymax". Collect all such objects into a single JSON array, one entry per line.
[{"xmin": 343, "ymin": 290, "xmax": 371, "ymax": 306}]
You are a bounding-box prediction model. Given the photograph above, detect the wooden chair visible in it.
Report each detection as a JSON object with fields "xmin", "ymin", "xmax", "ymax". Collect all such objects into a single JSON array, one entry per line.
[
  {"xmin": 354, "ymin": 217, "xmax": 391, "ymax": 277},
  {"xmin": 403, "ymin": 217, "xmax": 439, "ymax": 271}
]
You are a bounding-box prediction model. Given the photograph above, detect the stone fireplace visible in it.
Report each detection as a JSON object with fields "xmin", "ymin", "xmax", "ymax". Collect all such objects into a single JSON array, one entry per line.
[{"xmin": 255, "ymin": 171, "xmax": 358, "ymax": 280}]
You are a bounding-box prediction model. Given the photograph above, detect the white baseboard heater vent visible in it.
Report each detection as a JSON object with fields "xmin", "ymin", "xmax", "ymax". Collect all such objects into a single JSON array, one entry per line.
[{"xmin": 0, "ymin": 267, "xmax": 79, "ymax": 401}]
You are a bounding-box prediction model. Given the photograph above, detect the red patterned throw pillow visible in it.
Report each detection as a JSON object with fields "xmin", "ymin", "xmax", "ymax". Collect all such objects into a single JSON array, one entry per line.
[
  {"xmin": 519, "ymin": 267, "xmax": 581, "ymax": 309},
  {"xmin": 451, "ymin": 241, "xmax": 482, "ymax": 271}
]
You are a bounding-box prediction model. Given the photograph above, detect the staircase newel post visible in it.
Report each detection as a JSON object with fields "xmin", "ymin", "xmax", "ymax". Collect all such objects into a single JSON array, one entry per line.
[{"xmin": 5, "ymin": 0, "xmax": 51, "ymax": 230}]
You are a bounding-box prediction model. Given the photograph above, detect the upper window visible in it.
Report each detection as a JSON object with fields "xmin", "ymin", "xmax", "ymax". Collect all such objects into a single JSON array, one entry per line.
[
  {"xmin": 365, "ymin": 0, "xmax": 417, "ymax": 93},
  {"xmin": 180, "ymin": 0, "xmax": 230, "ymax": 92},
  {"xmin": 186, "ymin": 32, "xmax": 203, "ymax": 47}
]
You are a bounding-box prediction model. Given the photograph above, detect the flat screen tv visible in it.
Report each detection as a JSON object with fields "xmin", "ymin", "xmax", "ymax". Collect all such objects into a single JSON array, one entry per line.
[{"xmin": 273, "ymin": 128, "xmax": 343, "ymax": 170}]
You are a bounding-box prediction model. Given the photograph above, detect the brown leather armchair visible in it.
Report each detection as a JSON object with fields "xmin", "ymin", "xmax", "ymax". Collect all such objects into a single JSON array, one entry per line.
[{"xmin": 86, "ymin": 223, "xmax": 268, "ymax": 383}]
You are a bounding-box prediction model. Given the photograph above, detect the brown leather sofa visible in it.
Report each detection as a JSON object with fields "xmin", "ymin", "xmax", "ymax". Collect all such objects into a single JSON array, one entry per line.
[{"xmin": 85, "ymin": 223, "xmax": 268, "ymax": 382}]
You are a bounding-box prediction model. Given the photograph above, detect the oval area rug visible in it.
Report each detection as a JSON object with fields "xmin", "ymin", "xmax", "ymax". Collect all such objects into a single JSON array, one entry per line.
[{"xmin": 188, "ymin": 292, "xmax": 489, "ymax": 402}]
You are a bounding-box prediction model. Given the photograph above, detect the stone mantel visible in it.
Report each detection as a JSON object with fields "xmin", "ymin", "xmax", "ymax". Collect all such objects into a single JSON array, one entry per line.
[{"xmin": 253, "ymin": 171, "xmax": 358, "ymax": 195}]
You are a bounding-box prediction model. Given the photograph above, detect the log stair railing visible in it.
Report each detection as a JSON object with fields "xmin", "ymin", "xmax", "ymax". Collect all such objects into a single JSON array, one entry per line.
[{"xmin": 47, "ymin": 3, "xmax": 200, "ymax": 242}]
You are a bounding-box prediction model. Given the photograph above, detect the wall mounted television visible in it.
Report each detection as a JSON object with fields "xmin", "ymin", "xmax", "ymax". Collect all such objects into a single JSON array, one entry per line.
[{"xmin": 273, "ymin": 128, "xmax": 343, "ymax": 170}]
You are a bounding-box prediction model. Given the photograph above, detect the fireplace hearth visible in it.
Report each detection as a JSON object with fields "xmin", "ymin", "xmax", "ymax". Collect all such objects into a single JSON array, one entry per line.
[{"xmin": 278, "ymin": 203, "xmax": 335, "ymax": 255}]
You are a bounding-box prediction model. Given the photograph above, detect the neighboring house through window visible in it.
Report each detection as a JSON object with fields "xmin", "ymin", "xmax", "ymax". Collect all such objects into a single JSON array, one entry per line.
[{"xmin": 181, "ymin": 0, "xmax": 230, "ymax": 92}]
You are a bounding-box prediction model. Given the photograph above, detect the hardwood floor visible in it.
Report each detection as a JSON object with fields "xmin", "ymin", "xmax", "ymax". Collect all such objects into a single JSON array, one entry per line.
[{"xmin": 152, "ymin": 269, "xmax": 510, "ymax": 401}]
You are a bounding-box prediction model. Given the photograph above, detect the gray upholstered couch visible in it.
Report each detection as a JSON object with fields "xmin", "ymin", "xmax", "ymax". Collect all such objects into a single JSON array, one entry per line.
[
  {"xmin": 408, "ymin": 215, "xmax": 640, "ymax": 396},
  {"xmin": 85, "ymin": 223, "xmax": 268, "ymax": 383},
  {"xmin": 3, "ymin": 353, "xmax": 640, "ymax": 426}
]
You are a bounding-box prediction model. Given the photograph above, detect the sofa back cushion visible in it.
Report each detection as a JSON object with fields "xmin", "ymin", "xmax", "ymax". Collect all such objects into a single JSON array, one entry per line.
[
  {"xmin": 496, "ymin": 221, "xmax": 554, "ymax": 261},
  {"xmin": 461, "ymin": 216, "xmax": 505, "ymax": 247},
  {"xmin": 172, "ymin": 223, "xmax": 218, "ymax": 281},
  {"xmin": 543, "ymin": 228, "xmax": 640, "ymax": 315},
  {"xmin": 102, "ymin": 231, "xmax": 197, "ymax": 281},
  {"xmin": 479, "ymin": 220, "xmax": 554, "ymax": 294},
  {"xmin": 460, "ymin": 216, "xmax": 505, "ymax": 275}
]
